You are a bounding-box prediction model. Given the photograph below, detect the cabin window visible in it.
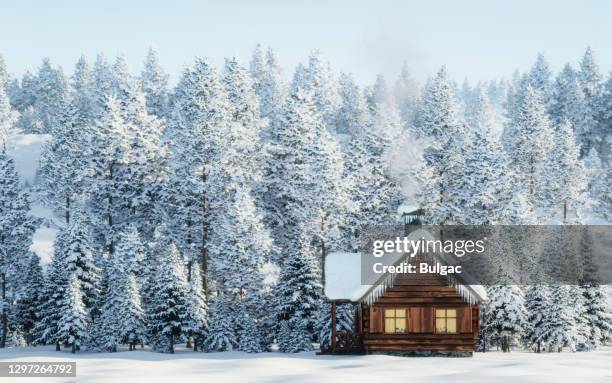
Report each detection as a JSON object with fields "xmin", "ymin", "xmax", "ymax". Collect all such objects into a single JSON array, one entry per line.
[
  {"xmin": 435, "ymin": 308, "xmax": 457, "ymax": 333},
  {"xmin": 384, "ymin": 308, "xmax": 406, "ymax": 333}
]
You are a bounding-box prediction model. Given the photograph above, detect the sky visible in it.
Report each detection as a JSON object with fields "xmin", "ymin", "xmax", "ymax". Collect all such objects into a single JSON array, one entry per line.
[{"xmin": 1, "ymin": 0, "xmax": 612, "ymax": 86}]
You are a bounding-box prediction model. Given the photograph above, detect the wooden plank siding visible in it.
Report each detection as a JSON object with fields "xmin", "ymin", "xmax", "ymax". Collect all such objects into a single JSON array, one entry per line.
[{"xmin": 360, "ymin": 272, "xmax": 480, "ymax": 353}]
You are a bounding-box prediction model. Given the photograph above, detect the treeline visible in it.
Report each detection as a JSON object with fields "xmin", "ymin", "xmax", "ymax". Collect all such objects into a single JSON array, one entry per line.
[{"xmin": 0, "ymin": 45, "xmax": 609, "ymax": 354}]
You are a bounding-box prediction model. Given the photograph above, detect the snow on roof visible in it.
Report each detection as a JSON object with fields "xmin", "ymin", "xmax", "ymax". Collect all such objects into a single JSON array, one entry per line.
[
  {"xmin": 325, "ymin": 250, "xmax": 487, "ymax": 304},
  {"xmin": 324, "ymin": 252, "xmax": 371, "ymax": 301},
  {"xmin": 397, "ymin": 203, "xmax": 419, "ymax": 215},
  {"xmin": 324, "ymin": 227, "xmax": 487, "ymax": 304}
]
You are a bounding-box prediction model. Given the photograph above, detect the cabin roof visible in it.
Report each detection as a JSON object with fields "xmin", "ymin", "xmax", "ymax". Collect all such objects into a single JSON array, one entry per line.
[{"xmin": 324, "ymin": 251, "xmax": 487, "ymax": 304}]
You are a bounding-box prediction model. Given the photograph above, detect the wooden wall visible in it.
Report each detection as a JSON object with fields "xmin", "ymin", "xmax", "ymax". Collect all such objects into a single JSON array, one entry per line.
[{"xmin": 360, "ymin": 272, "xmax": 480, "ymax": 352}]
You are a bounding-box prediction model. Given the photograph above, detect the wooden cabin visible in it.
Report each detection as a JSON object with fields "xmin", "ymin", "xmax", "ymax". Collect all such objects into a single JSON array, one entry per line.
[{"xmin": 320, "ymin": 251, "xmax": 486, "ymax": 356}]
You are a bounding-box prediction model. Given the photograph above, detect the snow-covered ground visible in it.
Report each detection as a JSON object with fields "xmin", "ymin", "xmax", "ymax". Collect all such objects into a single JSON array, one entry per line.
[{"xmin": 0, "ymin": 346, "xmax": 610, "ymax": 383}]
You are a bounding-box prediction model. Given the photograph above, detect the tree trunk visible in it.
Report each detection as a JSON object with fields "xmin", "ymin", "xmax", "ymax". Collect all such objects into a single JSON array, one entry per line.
[
  {"xmin": 56, "ymin": 341, "xmax": 60, "ymax": 351},
  {"xmin": 201, "ymin": 169, "xmax": 209, "ymax": 296},
  {"xmin": 320, "ymin": 216, "xmax": 326, "ymax": 287},
  {"xmin": 71, "ymin": 344, "xmax": 76, "ymax": 354},
  {"xmin": 1, "ymin": 273, "xmax": 6, "ymax": 348},
  {"xmin": 563, "ymin": 201, "xmax": 567, "ymax": 224},
  {"xmin": 108, "ymin": 164, "xmax": 115, "ymax": 254},
  {"xmin": 65, "ymin": 196, "xmax": 70, "ymax": 224},
  {"xmin": 169, "ymin": 334, "xmax": 174, "ymax": 354},
  {"xmin": 186, "ymin": 336, "xmax": 192, "ymax": 348}
]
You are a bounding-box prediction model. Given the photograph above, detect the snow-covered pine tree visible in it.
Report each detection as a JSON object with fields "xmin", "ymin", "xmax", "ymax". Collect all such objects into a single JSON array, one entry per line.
[
  {"xmin": 541, "ymin": 285, "xmax": 576, "ymax": 352},
  {"xmin": 15, "ymin": 253, "xmax": 45, "ymax": 345},
  {"xmin": 141, "ymin": 47, "xmax": 169, "ymax": 118},
  {"xmin": 163, "ymin": 58, "xmax": 229, "ymax": 294},
  {"xmin": 577, "ymin": 46, "xmax": 603, "ymax": 156},
  {"xmin": 56, "ymin": 273, "xmax": 89, "ymax": 353},
  {"xmin": 37, "ymin": 98, "xmax": 88, "ymax": 224},
  {"xmin": 34, "ymin": 232, "xmax": 68, "ymax": 350},
  {"xmin": 185, "ymin": 265, "xmax": 208, "ymax": 351},
  {"xmin": 60, "ymin": 212, "xmax": 100, "ymax": 315},
  {"xmin": 393, "ymin": 62, "xmax": 420, "ymax": 129},
  {"xmin": 523, "ymin": 280, "xmax": 550, "ymax": 352},
  {"xmin": 544, "ymin": 120, "xmax": 588, "ymax": 222},
  {"xmin": 70, "ymin": 55, "xmax": 96, "ymax": 127},
  {"xmin": 97, "ymin": 243, "xmax": 146, "ymax": 352},
  {"xmin": 579, "ymin": 230, "xmax": 612, "ymax": 350},
  {"xmin": 0, "ymin": 82, "xmax": 17, "ymax": 149},
  {"xmin": 258, "ymin": 48, "xmax": 286, "ymax": 139},
  {"xmin": 413, "ymin": 66, "xmax": 467, "ymax": 224},
  {"xmin": 549, "ymin": 64, "xmax": 586, "ymax": 131},
  {"xmin": 204, "ymin": 294, "xmax": 237, "ymax": 352},
  {"xmin": 31, "ymin": 58, "xmax": 69, "ymax": 133},
  {"xmin": 91, "ymin": 53, "xmax": 115, "ymax": 119},
  {"xmin": 300, "ymin": 51, "xmax": 339, "ymax": 131},
  {"xmin": 208, "ymin": 186, "xmax": 270, "ymax": 303},
  {"xmin": 503, "ymin": 85, "xmax": 554, "ymax": 215},
  {"xmin": 528, "ymin": 53, "xmax": 553, "ymax": 107},
  {"xmin": 234, "ymin": 299, "xmax": 264, "ymax": 353},
  {"xmin": 485, "ymin": 269, "xmax": 526, "ymax": 352},
  {"xmin": 276, "ymin": 228, "xmax": 323, "ymax": 346},
  {"xmin": 598, "ymin": 73, "xmax": 612, "ymax": 161},
  {"xmin": 263, "ymin": 86, "xmax": 348, "ymax": 268},
  {"xmin": 249, "ymin": 44, "xmax": 266, "ymax": 97},
  {"xmin": 147, "ymin": 244, "xmax": 190, "ymax": 353},
  {"xmin": 0, "ymin": 151, "xmax": 37, "ymax": 348},
  {"xmin": 583, "ymin": 148, "xmax": 608, "ymax": 219}
]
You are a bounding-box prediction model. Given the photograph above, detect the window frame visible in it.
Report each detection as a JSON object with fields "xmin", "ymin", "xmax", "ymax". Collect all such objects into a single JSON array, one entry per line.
[
  {"xmin": 434, "ymin": 308, "xmax": 458, "ymax": 334},
  {"xmin": 383, "ymin": 307, "xmax": 408, "ymax": 334}
]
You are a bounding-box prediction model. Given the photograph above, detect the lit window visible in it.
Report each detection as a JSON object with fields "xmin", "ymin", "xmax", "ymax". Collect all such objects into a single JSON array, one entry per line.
[
  {"xmin": 435, "ymin": 309, "xmax": 457, "ymax": 333},
  {"xmin": 384, "ymin": 308, "xmax": 406, "ymax": 333}
]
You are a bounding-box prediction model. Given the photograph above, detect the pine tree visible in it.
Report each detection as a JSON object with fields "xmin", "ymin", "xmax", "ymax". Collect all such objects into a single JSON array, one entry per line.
[
  {"xmin": 300, "ymin": 51, "xmax": 339, "ymax": 130},
  {"xmin": 583, "ymin": 148, "xmax": 608, "ymax": 219},
  {"xmin": 276, "ymin": 229, "xmax": 323, "ymax": 342},
  {"xmin": 528, "ymin": 53, "xmax": 553, "ymax": 106},
  {"xmin": 15, "ymin": 253, "xmax": 45, "ymax": 345},
  {"xmin": 235, "ymin": 300, "xmax": 264, "ymax": 353},
  {"xmin": 164, "ymin": 58, "xmax": 229, "ymax": 293},
  {"xmin": 523, "ymin": 281, "xmax": 550, "ymax": 352},
  {"xmin": 31, "ymin": 58, "xmax": 69, "ymax": 133},
  {"xmin": 413, "ymin": 66, "xmax": 467, "ymax": 224},
  {"xmin": 393, "ymin": 62, "xmax": 420, "ymax": 128},
  {"xmin": 57, "ymin": 273, "xmax": 89, "ymax": 353},
  {"xmin": 91, "ymin": 53, "xmax": 115, "ymax": 119},
  {"xmin": 60, "ymin": 212, "xmax": 100, "ymax": 314},
  {"xmin": 204, "ymin": 294, "xmax": 237, "ymax": 352},
  {"xmin": 141, "ymin": 47, "xmax": 169, "ymax": 117},
  {"xmin": 579, "ymin": 230, "xmax": 612, "ymax": 350},
  {"xmin": 97, "ymin": 246, "xmax": 146, "ymax": 352},
  {"xmin": 147, "ymin": 244, "xmax": 190, "ymax": 353},
  {"xmin": 70, "ymin": 55, "xmax": 96, "ymax": 127},
  {"xmin": 485, "ymin": 270, "xmax": 526, "ymax": 352},
  {"xmin": 263, "ymin": 86, "xmax": 348, "ymax": 267},
  {"xmin": 34, "ymin": 232, "xmax": 68, "ymax": 349},
  {"xmin": 542, "ymin": 285, "xmax": 576, "ymax": 352},
  {"xmin": 0, "ymin": 84, "xmax": 17, "ymax": 149},
  {"xmin": 550, "ymin": 64, "xmax": 586, "ymax": 130},
  {"xmin": 185, "ymin": 265, "xmax": 208, "ymax": 351},
  {"xmin": 0, "ymin": 151, "xmax": 37, "ymax": 348},
  {"xmin": 577, "ymin": 46, "xmax": 603, "ymax": 156},
  {"xmin": 504, "ymin": 85, "xmax": 554, "ymax": 214},
  {"xmin": 37, "ymin": 98, "xmax": 88, "ymax": 224},
  {"xmin": 544, "ymin": 120, "xmax": 588, "ymax": 222},
  {"xmin": 253, "ymin": 48, "xmax": 286, "ymax": 140}
]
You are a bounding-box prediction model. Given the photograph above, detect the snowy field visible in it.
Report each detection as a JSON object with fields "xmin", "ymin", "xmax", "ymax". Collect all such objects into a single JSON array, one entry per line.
[{"xmin": 0, "ymin": 346, "xmax": 611, "ymax": 383}]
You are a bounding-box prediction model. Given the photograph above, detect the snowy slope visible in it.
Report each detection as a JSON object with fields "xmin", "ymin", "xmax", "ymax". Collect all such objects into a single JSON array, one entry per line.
[
  {"xmin": 0, "ymin": 346, "xmax": 610, "ymax": 383},
  {"xmin": 6, "ymin": 133, "xmax": 57, "ymax": 264}
]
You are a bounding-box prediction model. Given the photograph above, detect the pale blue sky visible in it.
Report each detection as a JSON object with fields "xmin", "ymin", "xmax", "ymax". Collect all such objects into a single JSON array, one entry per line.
[{"xmin": 1, "ymin": 0, "xmax": 611, "ymax": 85}]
